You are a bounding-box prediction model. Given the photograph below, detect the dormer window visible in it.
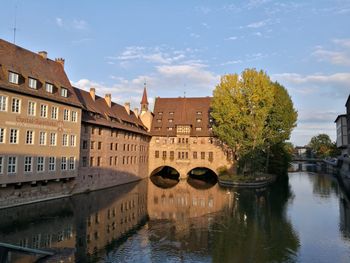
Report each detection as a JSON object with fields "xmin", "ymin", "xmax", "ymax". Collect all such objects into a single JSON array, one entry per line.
[
  {"xmin": 46, "ymin": 83, "xmax": 53, "ymax": 93},
  {"xmin": 168, "ymin": 119, "xmax": 173, "ymax": 123},
  {"xmin": 28, "ymin": 78, "xmax": 37, "ymax": 89},
  {"xmin": 158, "ymin": 112, "xmax": 163, "ymax": 116},
  {"xmin": 8, "ymin": 72, "xmax": 19, "ymax": 84},
  {"xmin": 196, "ymin": 118, "xmax": 202, "ymax": 123},
  {"xmin": 169, "ymin": 112, "xmax": 174, "ymax": 115},
  {"xmin": 61, "ymin": 87, "xmax": 68, "ymax": 97},
  {"xmin": 196, "ymin": 111, "xmax": 202, "ymax": 115}
]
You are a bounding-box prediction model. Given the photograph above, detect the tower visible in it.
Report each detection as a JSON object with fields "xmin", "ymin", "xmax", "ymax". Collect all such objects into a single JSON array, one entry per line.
[{"xmin": 140, "ymin": 83, "xmax": 149, "ymax": 113}]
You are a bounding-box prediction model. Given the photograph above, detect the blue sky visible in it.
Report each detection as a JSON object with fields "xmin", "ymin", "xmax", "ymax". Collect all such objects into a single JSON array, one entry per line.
[{"xmin": 1, "ymin": 0, "xmax": 350, "ymax": 146}]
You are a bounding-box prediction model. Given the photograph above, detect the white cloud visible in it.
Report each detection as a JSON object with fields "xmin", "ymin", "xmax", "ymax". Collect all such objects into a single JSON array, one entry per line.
[
  {"xmin": 312, "ymin": 47, "xmax": 350, "ymax": 66},
  {"xmin": 246, "ymin": 20, "xmax": 268, "ymax": 28},
  {"xmin": 220, "ymin": 60, "xmax": 243, "ymax": 66},
  {"xmin": 72, "ymin": 19, "xmax": 88, "ymax": 30},
  {"xmin": 333, "ymin": 38, "xmax": 350, "ymax": 48},
  {"xmin": 56, "ymin": 17, "xmax": 63, "ymax": 27}
]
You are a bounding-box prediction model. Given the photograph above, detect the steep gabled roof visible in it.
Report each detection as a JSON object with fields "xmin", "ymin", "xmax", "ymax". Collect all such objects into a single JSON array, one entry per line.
[
  {"xmin": 151, "ymin": 96, "xmax": 213, "ymax": 137},
  {"xmin": 0, "ymin": 38, "xmax": 81, "ymax": 107}
]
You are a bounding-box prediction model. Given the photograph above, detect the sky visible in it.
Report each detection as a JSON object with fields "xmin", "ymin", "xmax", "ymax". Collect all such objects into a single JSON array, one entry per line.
[{"xmin": 1, "ymin": 0, "xmax": 349, "ymax": 146}]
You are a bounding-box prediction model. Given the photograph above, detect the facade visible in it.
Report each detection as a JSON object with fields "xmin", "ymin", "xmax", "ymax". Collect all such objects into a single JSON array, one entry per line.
[
  {"xmin": 335, "ymin": 94, "xmax": 350, "ymax": 177},
  {"xmin": 73, "ymin": 87, "xmax": 150, "ymax": 192},
  {"xmin": 149, "ymin": 97, "xmax": 233, "ymax": 178},
  {"xmin": 0, "ymin": 39, "xmax": 81, "ymax": 192}
]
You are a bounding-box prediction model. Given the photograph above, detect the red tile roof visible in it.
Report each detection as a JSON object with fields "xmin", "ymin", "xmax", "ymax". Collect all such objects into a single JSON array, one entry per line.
[
  {"xmin": 151, "ymin": 97, "xmax": 213, "ymax": 137},
  {"xmin": 0, "ymin": 38, "xmax": 81, "ymax": 107},
  {"xmin": 141, "ymin": 87, "xmax": 148, "ymax": 105},
  {"xmin": 73, "ymin": 87, "xmax": 149, "ymax": 135}
]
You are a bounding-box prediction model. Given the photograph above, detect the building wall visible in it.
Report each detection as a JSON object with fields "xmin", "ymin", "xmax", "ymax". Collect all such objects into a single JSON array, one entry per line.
[
  {"xmin": 74, "ymin": 123, "xmax": 150, "ymax": 192},
  {"xmin": 149, "ymin": 135, "xmax": 233, "ymax": 178},
  {"xmin": 0, "ymin": 89, "xmax": 81, "ymax": 186}
]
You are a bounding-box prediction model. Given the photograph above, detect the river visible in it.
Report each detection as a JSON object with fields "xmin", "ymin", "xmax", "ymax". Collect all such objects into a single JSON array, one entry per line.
[{"xmin": 0, "ymin": 171, "xmax": 350, "ymax": 262}]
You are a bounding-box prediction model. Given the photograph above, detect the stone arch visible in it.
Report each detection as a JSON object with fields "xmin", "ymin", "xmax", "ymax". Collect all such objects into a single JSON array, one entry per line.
[
  {"xmin": 150, "ymin": 165, "xmax": 180, "ymax": 177},
  {"xmin": 186, "ymin": 166, "xmax": 218, "ymax": 178}
]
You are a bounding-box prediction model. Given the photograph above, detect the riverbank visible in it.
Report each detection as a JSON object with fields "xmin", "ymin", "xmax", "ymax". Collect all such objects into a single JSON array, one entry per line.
[{"xmin": 218, "ymin": 173, "xmax": 276, "ymax": 188}]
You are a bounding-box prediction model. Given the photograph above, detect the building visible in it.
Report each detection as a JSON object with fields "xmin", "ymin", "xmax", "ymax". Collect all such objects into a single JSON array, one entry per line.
[
  {"xmin": 0, "ymin": 39, "xmax": 82, "ymax": 203},
  {"xmin": 149, "ymin": 97, "xmax": 233, "ymax": 179},
  {"xmin": 335, "ymin": 94, "xmax": 350, "ymax": 178},
  {"xmin": 73, "ymin": 87, "xmax": 150, "ymax": 192}
]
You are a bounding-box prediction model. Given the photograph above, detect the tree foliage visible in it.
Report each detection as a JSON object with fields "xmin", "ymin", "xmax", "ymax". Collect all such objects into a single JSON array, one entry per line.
[
  {"xmin": 211, "ymin": 68, "xmax": 297, "ymax": 176},
  {"xmin": 308, "ymin": 134, "xmax": 339, "ymax": 158}
]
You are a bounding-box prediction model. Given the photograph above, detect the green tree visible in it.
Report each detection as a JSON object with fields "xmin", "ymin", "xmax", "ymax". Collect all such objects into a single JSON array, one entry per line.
[
  {"xmin": 308, "ymin": 134, "xmax": 334, "ymax": 158},
  {"xmin": 211, "ymin": 69, "xmax": 274, "ymax": 173}
]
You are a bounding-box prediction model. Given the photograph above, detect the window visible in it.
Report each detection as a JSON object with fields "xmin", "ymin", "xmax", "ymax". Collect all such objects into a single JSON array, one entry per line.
[
  {"xmin": 193, "ymin": 151, "xmax": 197, "ymax": 159},
  {"xmin": 0, "ymin": 156, "xmax": 3, "ymax": 174},
  {"xmin": 0, "ymin": 96, "xmax": 7, "ymax": 111},
  {"xmin": 82, "ymin": 140, "xmax": 88, "ymax": 149},
  {"xmin": 39, "ymin": 131, "xmax": 46, "ymax": 145},
  {"xmin": 162, "ymin": 151, "xmax": 167, "ymax": 159},
  {"xmin": 196, "ymin": 111, "xmax": 202, "ymax": 115},
  {"xmin": 8, "ymin": 72, "xmax": 19, "ymax": 84},
  {"xmin": 11, "ymin": 98, "xmax": 20, "ymax": 113},
  {"xmin": 0, "ymin": 128, "xmax": 5, "ymax": 143},
  {"xmin": 28, "ymin": 101, "xmax": 36, "ymax": 116},
  {"xmin": 170, "ymin": 151, "xmax": 174, "ymax": 160},
  {"xmin": 9, "ymin": 129, "xmax": 18, "ymax": 144},
  {"xmin": 26, "ymin": 130, "xmax": 34, "ymax": 144},
  {"xmin": 8, "ymin": 156, "xmax": 17, "ymax": 174},
  {"xmin": 61, "ymin": 88, "xmax": 68, "ymax": 97},
  {"xmin": 51, "ymin": 106, "xmax": 58, "ymax": 119},
  {"xmin": 37, "ymin": 157, "xmax": 44, "ymax": 172},
  {"xmin": 195, "ymin": 127, "xmax": 202, "ymax": 131},
  {"xmin": 50, "ymin": 133, "xmax": 57, "ymax": 146},
  {"xmin": 155, "ymin": 151, "xmax": 159, "ymax": 158},
  {"xmin": 40, "ymin": 104, "xmax": 48, "ymax": 118},
  {"xmin": 115, "ymin": 143, "xmax": 118, "ymax": 151},
  {"xmin": 196, "ymin": 118, "xmax": 202, "ymax": 123},
  {"xmin": 98, "ymin": 141, "xmax": 102, "ymax": 150},
  {"xmin": 63, "ymin": 109, "xmax": 69, "ymax": 121},
  {"xmin": 71, "ymin": 111, "xmax": 77, "ymax": 122},
  {"xmin": 28, "ymin": 78, "xmax": 37, "ymax": 89},
  {"xmin": 98, "ymin": 128, "xmax": 102, "ymax": 135},
  {"xmin": 90, "ymin": 157, "xmax": 94, "ymax": 167},
  {"xmin": 201, "ymin": 152, "xmax": 205, "ymax": 160},
  {"xmin": 109, "ymin": 157, "xmax": 113, "ymax": 166},
  {"xmin": 24, "ymin": 156, "xmax": 33, "ymax": 173},
  {"xmin": 45, "ymin": 83, "xmax": 53, "ymax": 93},
  {"xmin": 69, "ymin": 157, "xmax": 75, "ymax": 170},
  {"xmin": 97, "ymin": 157, "xmax": 101, "ymax": 167},
  {"xmin": 91, "ymin": 141, "xmax": 95, "ymax": 150},
  {"xmin": 209, "ymin": 152, "xmax": 213, "ymax": 161},
  {"xmin": 82, "ymin": 157, "xmax": 87, "ymax": 167},
  {"xmin": 168, "ymin": 119, "xmax": 174, "ymax": 123},
  {"xmin": 61, "ymin": 157, "xmax": 67, "ymax": 170},
  {"xmin": 62, "ymin": 134, "xmax": 68, "ymax": 146},
  {"xmin": 70, "ymin": 135, "xmax": 76, "ymax": 147},
  {"xmin": 49, "ymin": 157, "xmax": 55, "ymax": 171}
]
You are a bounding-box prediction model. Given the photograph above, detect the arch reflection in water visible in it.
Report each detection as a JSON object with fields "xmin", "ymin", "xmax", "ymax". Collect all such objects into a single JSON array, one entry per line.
[
  {"xmin": 150, "ymin": 166, "xmax": 180, "ymax": 189},
  {"xmin": 187, "ymin": 167, "xmax": 217, "ymax": 190}
]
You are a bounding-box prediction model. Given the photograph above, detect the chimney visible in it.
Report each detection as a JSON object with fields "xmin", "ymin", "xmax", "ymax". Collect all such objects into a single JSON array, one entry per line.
[
  {"xmin": 38, "ymin": 51, "xmax": 47, "ymax": 59},
  {"xmin": 55, "ymin": 58, "xmax": 65, "ymax": 68},
  {"xmin": 105, "ymin": 93, "xmax": 112, "ymax": 108},
  {"xmin": 124, "ymin": 102, "xmax": 130, "ymax": 115},
  {"xmin": 90, "ymin": 88, "xmax": 96, "ymax": 101},
  {"xmin": 134, "ymin": 108, "xmax": 139, "ymax": 118}
]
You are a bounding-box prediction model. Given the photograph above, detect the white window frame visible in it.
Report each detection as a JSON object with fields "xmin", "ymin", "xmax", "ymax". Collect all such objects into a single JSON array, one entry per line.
[
  {"xmin": 61, "ymin": 88, "xmax": 68, "ymax": 97},
  {"xmin": 37, "ymin": 156, "xmax": 45, "ymax": 172},
  {"xmin": 11, "ymin": 97, "xmax": 21, "ymax": 113},
  {"xmin": 0, "ymin": 95, "xmax": 8, "ymax": 112},
  {"xmin": 24, "ymin": 156, "xmax": 33, "ymax": 173},
  {"xmin": 40, "ymin": 104, "xmax": 48, "ymax": 118},
  {"xmin": 9, "ymin": 129, "xmax": 18, "ymax": 144},
  {"xmin": 61, "ymin": 157, "xmax": 67, "ymax": 171},
  {"xmin": 28, "ymin": 78, "xmax": 37, "ymax": 89},
  {"xmin": 0, "ymin": 128, "xmax": 5, "ymax": 143},
  {"xmin": 70, "ymin": 135, "xmax": 76, "ymax": 147},
  {"xmin": 7, "ymin": 156, "xmax": 17, "ymax": 174},
  {"xmin": 62, "ymin": 134, "xmax": 68, "ymax": 146},
  {"xmin": 63, "ymin": 109, "xmax": 69, "ymax": 121},
  {"xmin": 69, "ymin": 157, "xmax": 75, "ymax": 170},
  {"xmin": 71, "ymin": 111, "xmax": 77, "ymax": 122},
  {"xmin": 26, "ymin": 130, "xmax": 34, "ymax": 145},
  {"xmin": 9, "ymin": 72, "xmax": 19, "ymax": 84},
  {"xmin": 39, "ymin": 131, "xmax": 46, "ymax": 145},
  {"xmin": 49, "ymin": 157, "xmax": 56, "ymax": 171},
  {"xmin": 50, "ymin": 133, "xmax": 57, "ymax": 146},
  {"xmin": 28, "ymin": 101, "xmax": 36, "ymax": 116},
  {"xmin": 45, "ymin": 83, "xmax": 53, "ymax": 93},
  {"xmin": 51, "ymin": 106, "xmax": 58, "ymax": 120}
]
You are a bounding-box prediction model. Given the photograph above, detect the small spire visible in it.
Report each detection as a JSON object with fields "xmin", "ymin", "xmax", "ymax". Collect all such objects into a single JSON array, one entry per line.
[{"xmin": 140, "ymin": 83, "xmax": 149, "ymax": 113}]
